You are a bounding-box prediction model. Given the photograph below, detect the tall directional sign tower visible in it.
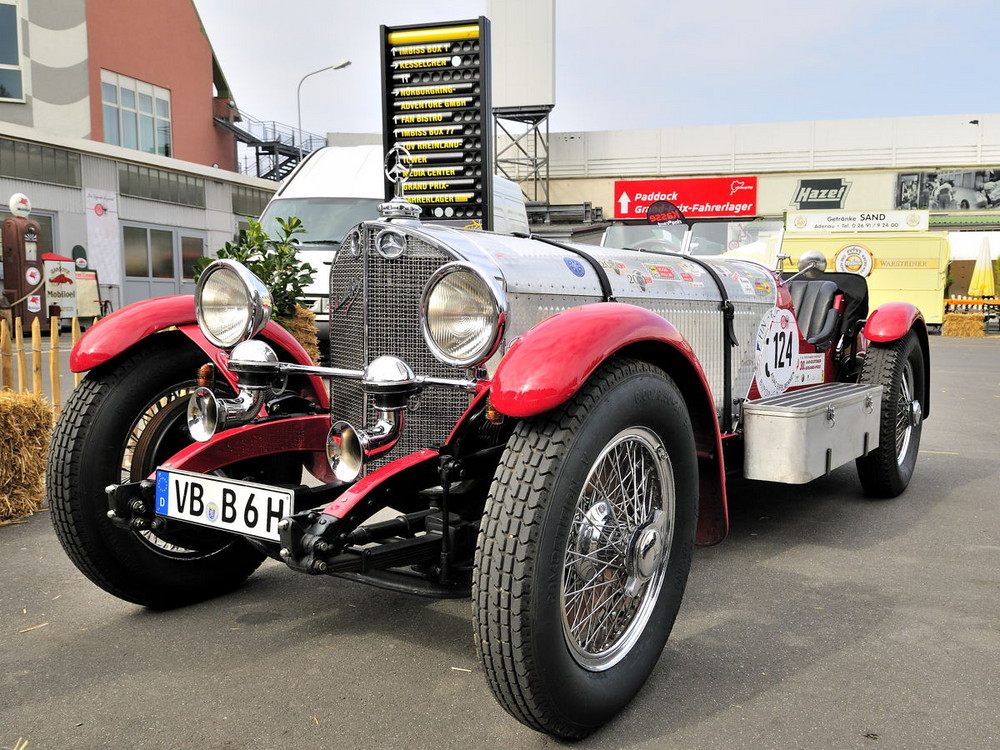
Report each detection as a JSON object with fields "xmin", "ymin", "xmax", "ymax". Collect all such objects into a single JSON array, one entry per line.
[{"xmin": 380, "ymin": 18, "xmax": 494, "ymax": 230}]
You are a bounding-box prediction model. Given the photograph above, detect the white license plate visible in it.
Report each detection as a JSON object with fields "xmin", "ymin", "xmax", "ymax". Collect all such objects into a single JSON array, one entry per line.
[{"xmin": 154, "ymin": 469, "xmax": 292, "ymax": 542}]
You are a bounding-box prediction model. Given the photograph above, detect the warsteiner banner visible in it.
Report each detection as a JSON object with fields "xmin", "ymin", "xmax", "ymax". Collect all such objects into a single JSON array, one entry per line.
[{"xmin": 381, "ymin": 18, "xmax": 493, "ymax": 230}]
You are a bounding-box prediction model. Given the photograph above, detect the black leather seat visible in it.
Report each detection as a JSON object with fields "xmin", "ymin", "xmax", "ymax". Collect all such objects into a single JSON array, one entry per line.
[{"xmin": 787, "ymin": 279, "xmax": 839, "ymax": 349}]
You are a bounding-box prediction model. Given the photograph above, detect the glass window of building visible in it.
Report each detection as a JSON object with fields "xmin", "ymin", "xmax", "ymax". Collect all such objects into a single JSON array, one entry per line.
[
  {"xmin": 0, "ymin": 0, "xmax": 24, "ymax": 101},
  {"xmin": 180, "ymin": 236, "xmax": 204, "ymax": 279},
  {"xmin": 0, "ymin": 210, "xmax": 54, "ymax": 256},
  {"xmin": 101, "ymin": 71, "xmax": 172, "ymax": 157}
]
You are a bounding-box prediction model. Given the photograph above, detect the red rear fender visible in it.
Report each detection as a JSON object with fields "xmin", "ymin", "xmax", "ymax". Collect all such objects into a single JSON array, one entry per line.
[
  {"xmin": 863, "ymin": 302, "xmax": 925, "ymax": 342},
  {"xmin": 863, "ymin": 301, "xmax": 931, "ymax": 419}
]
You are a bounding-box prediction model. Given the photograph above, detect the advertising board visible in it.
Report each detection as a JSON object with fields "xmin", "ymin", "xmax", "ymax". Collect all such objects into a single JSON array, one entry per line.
[
  {"xmin": 785, "ymin": 210, "xmax": 929, "ymax": 233},
  {"xmin": 614, "ymin": 176, "xmax": 758, "ymax": 220},
  {"xmin": 380, "ymin": 18, "xmax": 494, "ymax": 230}
]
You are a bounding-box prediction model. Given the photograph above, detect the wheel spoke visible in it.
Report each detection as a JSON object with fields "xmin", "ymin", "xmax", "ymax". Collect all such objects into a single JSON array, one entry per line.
[
  {"xmin": 894, "ymin": 360, "xmax": 915, "ymax": 460},
  {"xmin": 561, "ymin": 426, "xmax": 675, "ymax": 670}
]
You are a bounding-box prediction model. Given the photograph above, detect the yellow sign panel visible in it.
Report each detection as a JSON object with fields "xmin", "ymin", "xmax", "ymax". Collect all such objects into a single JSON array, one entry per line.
[
  {"xmin": 387, "ymin": 25, "xmax": 480, "ymax": 45},
  {"xmin": 406, "ymin": 193, "xmax": 474, "ymax": 204},
  {"xmin": 382, "ymin": 18, "xmax": 490, "ymax": 227}
]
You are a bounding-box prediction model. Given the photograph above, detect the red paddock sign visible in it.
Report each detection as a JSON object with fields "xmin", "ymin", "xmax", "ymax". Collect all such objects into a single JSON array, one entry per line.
[{"xmin": 614, "ymin": 176, "xmax": 758, "ymax": 219}]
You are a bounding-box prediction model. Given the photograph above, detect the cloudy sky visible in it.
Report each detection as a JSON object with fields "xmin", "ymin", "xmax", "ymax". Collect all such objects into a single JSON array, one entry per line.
[{"xmin": 196, "ymin": 0, "xmax": 995, "ymax": 137}]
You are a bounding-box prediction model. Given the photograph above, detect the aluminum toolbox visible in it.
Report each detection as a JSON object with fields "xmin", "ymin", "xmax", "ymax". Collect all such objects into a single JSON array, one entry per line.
[{"xmin": 743, "ymin": 382, "xmax": 883, "ymax": 484}]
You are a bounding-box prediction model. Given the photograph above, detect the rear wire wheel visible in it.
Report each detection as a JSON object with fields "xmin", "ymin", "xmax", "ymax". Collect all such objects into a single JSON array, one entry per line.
[
  {"xmin": 855, "ymin": 330, "xmax": 926, "ymax": 497},
  {"xmin": 474, "ymin": 358, "xmax": 698, "ymax": 738}
]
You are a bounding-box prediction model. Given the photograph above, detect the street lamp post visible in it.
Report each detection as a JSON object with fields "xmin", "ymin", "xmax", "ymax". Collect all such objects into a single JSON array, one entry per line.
[{"xmin": 296, "ymin": 59, "xmax": 352, "ymax": 161}]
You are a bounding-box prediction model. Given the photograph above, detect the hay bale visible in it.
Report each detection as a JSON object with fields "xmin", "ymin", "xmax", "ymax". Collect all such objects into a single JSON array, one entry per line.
[
  {"xmin": 942, "ymin": 312, "xmax": 985, "ymax": 337},
  {"xmin": 0, "ymin": 391, "xmax": 55, "ymax": 523},
  {"xmin": 275, "ymin": 304, "xmax": 321, "ymax": 364}
]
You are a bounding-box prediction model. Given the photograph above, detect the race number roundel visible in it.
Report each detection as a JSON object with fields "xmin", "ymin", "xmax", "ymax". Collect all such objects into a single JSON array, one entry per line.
[{"xmin": 754, "ymin": 307, "xmax": 800, "ymax": 397}]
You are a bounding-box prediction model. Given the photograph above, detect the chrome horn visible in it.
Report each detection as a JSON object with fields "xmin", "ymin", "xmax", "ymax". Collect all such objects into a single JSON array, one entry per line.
[
  {"xmin": 326, "ymin": 356, "xmax": 419, "ymax": 482},
  {"xmin": 187, "ymin": 340, "xmax": 283, "ymax": 443}
]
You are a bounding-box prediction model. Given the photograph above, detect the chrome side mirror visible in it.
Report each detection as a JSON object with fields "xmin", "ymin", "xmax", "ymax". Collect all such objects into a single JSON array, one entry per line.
[{"xmin": 797, "ymin": 250, "xmax": 828, "ymax": 274}]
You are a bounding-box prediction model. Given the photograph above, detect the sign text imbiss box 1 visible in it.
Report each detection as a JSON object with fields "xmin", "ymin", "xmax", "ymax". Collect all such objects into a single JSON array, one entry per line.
[{"xmin": 614, "ymin": 176, "xmax": 758, "ymax": 219}]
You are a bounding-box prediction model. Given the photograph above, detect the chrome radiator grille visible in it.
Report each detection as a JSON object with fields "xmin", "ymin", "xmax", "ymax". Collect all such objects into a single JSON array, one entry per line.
[{"xmin": 328, "ymin": 226, "xmax": 471, "ymax": 468}]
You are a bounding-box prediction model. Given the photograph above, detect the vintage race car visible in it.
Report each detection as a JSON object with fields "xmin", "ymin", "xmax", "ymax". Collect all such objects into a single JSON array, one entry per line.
[{"xmin": 47, "ymin": 188, "xmax": 929, "ymax": 739}]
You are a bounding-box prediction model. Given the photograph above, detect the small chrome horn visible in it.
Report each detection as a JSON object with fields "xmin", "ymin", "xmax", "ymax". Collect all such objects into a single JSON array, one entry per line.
[
  {"xmin": 188, "ymin": 387, "xmax": 265, "ymax": 443},
  {"xmin": 325, "ymin": 356, "xmax": 419, "ymax": 482},
  {"xmin": 186, "ymin": 340, "xmax": 281, "ymax": 442}
]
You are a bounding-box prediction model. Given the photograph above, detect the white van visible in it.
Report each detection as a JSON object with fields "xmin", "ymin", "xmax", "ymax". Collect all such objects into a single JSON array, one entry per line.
[{"xmin": 258, "ymin": 145, "xmax": 529, "ymax": 342}]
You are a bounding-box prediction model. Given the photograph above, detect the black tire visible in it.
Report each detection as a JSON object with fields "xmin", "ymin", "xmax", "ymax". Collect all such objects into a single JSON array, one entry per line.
[
  {"xmin": 473, "ymin": 358, "xmax": 698, "ymax": 738},
  {"xmin": 855, "ymin": 330, "xmax": 925, "ymax": 498},
  {"xmin": 48, "ymin": 338, "xmax": 277, "ymax": 608}
]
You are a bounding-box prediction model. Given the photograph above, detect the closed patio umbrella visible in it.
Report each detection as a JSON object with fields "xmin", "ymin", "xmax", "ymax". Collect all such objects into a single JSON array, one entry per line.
[{"xmin": 968, "ymin": 238, "xmax": 996, "ymax": 298}]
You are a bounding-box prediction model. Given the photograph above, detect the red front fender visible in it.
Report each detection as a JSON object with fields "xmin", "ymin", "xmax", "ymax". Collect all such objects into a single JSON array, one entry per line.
[
  {"xmin": 491, "ymin": 302, "xmax": 729, "ymax": 545},
  {"xmin": 492, "ymin": 303, "xmax": 704, "ymax": 417},
  {"xmin": 70, "ymin": 295, "xmax": 328, "ymax": 407}
]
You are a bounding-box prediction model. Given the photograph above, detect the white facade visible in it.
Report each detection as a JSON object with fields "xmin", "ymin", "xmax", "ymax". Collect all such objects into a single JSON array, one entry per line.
[
  {"xmin": 1, "ymin": 120, "xmax": 275, "ymax": 310},
  {"xmin": 539, "ymin": 113, "xmax": 1000, "ymax": 218}
]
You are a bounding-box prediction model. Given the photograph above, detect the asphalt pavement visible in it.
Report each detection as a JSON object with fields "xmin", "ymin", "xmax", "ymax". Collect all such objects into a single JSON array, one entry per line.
[{"xmin": 1, "ymin": 335, "xmax": 998, "ymax": 750}]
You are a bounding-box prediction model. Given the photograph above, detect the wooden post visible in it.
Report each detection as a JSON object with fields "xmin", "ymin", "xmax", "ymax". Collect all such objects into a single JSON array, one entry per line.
[
  {"xmin": 0, "ymin": 318, "xmax": 11, "ymax": 390},
  {"xmin": 15, "ymin": 318, "xmax": 27, "ymax": 392},
  {"xmin": 49, "ymin": 318, "xmax": 60, "ymax": 410},
  {"xmin": 31, "ymin": 317, "xmax": 43, "ymax": 396},
  {"xmin": 71, "ymin": 317, "xmax": 82, "ymax": 387}
]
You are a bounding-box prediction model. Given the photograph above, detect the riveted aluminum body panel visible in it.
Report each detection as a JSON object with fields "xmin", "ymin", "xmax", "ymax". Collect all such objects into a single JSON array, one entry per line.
[
  {"xmin": 375, "ymin": 221, "xmax": 779, "ymax": 419},
  {"xmin": 329, "ymin": 218, "xmax": 783, "ymax": 461},
  {"xmin": 743, "ymin": 382, "xmax": 883, "ymax": 484}
]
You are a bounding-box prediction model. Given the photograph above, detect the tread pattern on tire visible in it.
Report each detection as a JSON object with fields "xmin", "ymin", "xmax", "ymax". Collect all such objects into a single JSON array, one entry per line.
[
  {"xmin": 49, "ymin": 374, "xmax": 138, "ymax": 601},
  {"xmin": 856, "ymin": 331, "xmax": 922, "ymax": 498},
  {"xmin": 473, "ymin": 358, "xmax": 666, "ymax": 738},
  {"xmin": 47, "ymin": 342, "xmax": 265, "ymax": 608}
]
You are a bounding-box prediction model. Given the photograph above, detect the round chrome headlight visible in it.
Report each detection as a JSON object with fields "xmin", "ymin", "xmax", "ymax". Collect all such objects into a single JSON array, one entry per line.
[
  {"xmin": 421, "ymin": 262, "xmax": 505, "ymax": 367},
  {"xmin": 195, "ymin": 260, "xmax": 272, "ymax": 349}
]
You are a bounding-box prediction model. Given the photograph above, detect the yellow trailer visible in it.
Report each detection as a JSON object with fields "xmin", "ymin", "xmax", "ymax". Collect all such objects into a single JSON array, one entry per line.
[
  {"xmin": 779, "ymin": 211, "xmax": 949, "ymax": 326},
  {"xmin": 780, "ymin": 233, "xmax": 949, "ymax": 326}
]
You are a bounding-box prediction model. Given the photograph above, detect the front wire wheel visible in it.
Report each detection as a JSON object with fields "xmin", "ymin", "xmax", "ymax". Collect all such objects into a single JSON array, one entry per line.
[
  {"xmin": 562, "ymin": 426, "xmax": 674, "ymax": 671},
  {"xmin": 855, "ymin": 330, "xmax": 926, "ymax": 497},
  {"xmin": 474, "ymin": 359, "xmax": 698, "ymax": 738},
  {"xmin": 47, "ymin": 339, "xmax": 279, "ymax": 608}
]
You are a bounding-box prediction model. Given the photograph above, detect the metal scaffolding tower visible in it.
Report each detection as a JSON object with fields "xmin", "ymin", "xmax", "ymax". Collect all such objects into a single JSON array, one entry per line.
[{"xmin": 493, "ymin": 105, "xmax": 553, "ymax": 204}]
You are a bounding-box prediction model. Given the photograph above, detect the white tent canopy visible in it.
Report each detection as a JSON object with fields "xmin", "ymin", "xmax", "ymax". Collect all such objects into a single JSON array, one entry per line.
[{"xmin": 947, "ymin": 231, "xmax": 1000, "ymax": 261}]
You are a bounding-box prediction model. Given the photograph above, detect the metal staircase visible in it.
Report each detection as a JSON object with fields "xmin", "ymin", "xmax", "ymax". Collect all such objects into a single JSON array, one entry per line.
[{"xmin": 214, "ymin": 110, "xmax": 326, "ymax": 181}]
